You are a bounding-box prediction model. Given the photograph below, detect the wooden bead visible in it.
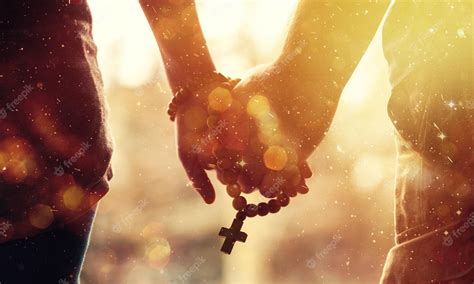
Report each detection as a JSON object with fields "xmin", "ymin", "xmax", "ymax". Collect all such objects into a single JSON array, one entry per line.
[
  {"xmin": 268, "ymin": 199, "xmax": 281, "ymax": 214},
  {"xmin": 231, "ymin": 163, "xmax": 242, "ymax": 174},
  {"xmin": 223, "ymin": 170, "xmax": 239, "ymax": 185},
  {"xmin": 257, "ymin": 202, "xmax": 269, "ymax": 216},
  {"xmin": 236, "ymin": 210, "xmax": 247, "ymax": 221},
  {"xmin": 283, "ymin": 186, "xmax": 297, "ymax": 198},
  {"xmin": 277, "ymin": 193, "xmax": 290, "ymax": 207},
  {"xmin": 227, "ymin": 150, "xmax": 242, "ymax": 163},
  {"xmin": 232, "ymin": 196, "xmax": 247, "ymax": 211},
  {"xmin": 296, "ymin": 184, "xmax": 309, "ymax": 194},
  {"xmin": 245, "ymin": 204, "xmax": 258, "ymax": 217},
  {"xmin": 226, "ymin": 184, "xmax": 241, "ymax": 198},
  {"xmin": 260, "ymin": 172, "xmax": 285, "ymax": 198},
  {"xmin": 239, "ymin": 178, "xmax": 257, "ymax": 194},
  {"xmin": 241, "ymin": 163, "xmax": 265, "ymax": 188}
]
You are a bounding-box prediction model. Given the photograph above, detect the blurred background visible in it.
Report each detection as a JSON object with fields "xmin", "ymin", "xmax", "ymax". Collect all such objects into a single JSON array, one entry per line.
[{"xmin": 82, "ymin": 0, "xmax": 397, "ymax": 283}]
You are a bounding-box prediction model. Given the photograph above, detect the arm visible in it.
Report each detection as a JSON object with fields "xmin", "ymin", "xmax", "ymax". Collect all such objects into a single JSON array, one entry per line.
[
  {"xmin": 139, "ymin": 0, "xmax": 216, "ymax": 93},
  {"xmin": 234, "ymin": 0, "xmax": 391, "ymax": 159},
  {"xmin": 279, "ymin": 0, "xmax": 391, "ymax": 86},
  {"xmin": 140, "ymin": 0, "xmax": 221, "ymax": 203}
]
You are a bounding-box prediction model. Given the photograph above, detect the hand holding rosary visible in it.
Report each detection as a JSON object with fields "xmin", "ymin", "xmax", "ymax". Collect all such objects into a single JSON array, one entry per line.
[{"xmin": 167, "ymin": 72, "xmax": 313, "ymax": 254}]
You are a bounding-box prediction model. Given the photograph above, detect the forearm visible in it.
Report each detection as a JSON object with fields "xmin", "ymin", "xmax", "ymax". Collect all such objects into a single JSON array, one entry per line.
[
  {"xmin": 243, "ymin": 0, "xmax": 390, "ymax": 156},
  {"xmin": 139, "ymin": 0, "xmax": 216, "ymax": 93},
  {"xmin": 277, "ymin": 0, "xmax": 391, "ymax": 97}
]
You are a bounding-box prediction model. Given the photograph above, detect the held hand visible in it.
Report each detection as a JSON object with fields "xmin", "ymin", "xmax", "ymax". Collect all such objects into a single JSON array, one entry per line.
[
  {"xmin": 216, "ymin": 63, "xmax": 339, "ymax": 194},
  {"xmin": 172, "ymin": 78, "xmax": 240, "ymax": 204},
  {"xmin": 175, "ymin": 94, "xmax": 216, "ymax": 204}
]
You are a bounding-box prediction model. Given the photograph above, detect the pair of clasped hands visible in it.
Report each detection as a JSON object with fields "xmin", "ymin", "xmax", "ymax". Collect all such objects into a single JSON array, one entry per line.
[
  {"xmin": 175, "ymin": 65, "xmax": 332, "ymax": 205},
  {"xmin": 140, "ymin": 0, "xmax": 340, "ymax": 205}
]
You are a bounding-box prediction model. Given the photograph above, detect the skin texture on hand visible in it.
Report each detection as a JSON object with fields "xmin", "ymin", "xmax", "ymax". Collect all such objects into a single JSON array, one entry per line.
[
  {"xmin": 140, "ymin": 0, "xmax": 219, "ymax": 203},
  {"xmin": 230, "ymin": 0, "xmax": 391, "ymax": 164}
]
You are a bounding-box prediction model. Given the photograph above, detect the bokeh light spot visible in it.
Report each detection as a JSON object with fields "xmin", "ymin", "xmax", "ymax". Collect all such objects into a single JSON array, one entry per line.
[
  {"xmin": 247, "ymin": 94, "xmax": 270, "ymax": 118},
  {"xmin": 29, "ymin": 204, "xmax": 54, "ymax": 229},
  {"xmin": 264, "ymin": 146, "xmax": 288, "ymax": 171},
  {"xmin": 208, "ymin": 87, "xmax": 232, "ymax": 112},
  {"xmin": 146, "ymin": 237, "xmax": 171, "ymax": 269},
  {"xmin": 63, "ymin": 185, "xmax": 85, "ymax": 211}
]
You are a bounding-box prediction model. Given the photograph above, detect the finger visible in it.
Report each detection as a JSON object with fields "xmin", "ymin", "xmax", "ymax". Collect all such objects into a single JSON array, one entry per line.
[
  {"xmin": 299, "ymin": 161, "xmax": 313, "ymax": 179},
  {"xmin": 179, "ymin": 150, "xmax": 215, "ymax": 204}
]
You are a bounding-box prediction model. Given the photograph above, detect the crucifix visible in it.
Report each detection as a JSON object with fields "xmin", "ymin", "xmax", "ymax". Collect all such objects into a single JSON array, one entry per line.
[{"xmin": 219, "ymin": 218, "xmax": 247, "ymax": 254}]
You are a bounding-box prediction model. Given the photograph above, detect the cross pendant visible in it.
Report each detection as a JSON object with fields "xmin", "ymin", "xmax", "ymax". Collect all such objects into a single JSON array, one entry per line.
[{"xmin": 218, "ymin": 218, "xmax": 247, "ymax": 254}]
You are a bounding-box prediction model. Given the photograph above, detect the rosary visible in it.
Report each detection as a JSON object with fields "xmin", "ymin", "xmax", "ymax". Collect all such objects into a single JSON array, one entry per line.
[{"xmin": 168, "ymin": 72, "xmax": 312, "ymax": 254}]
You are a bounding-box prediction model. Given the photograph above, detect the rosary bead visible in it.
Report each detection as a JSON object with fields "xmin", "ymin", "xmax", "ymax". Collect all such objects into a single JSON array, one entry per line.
[
  {"xmin": 268, "ymin": 199, "xmax": 281, "ymax": 213},
  {"xmin": 259, "ymin": 172, "xmax": 285, "ymax": 198},
  {"xmin": 245, "ymin": 204, "xmax": 258, "ymax": 217},
  {"xmin": 257, "ymin": 202, "xmax": 269, "ymax": 216},
  {"xmin": 223, "ymin": 169, "xmax": 239, "ymax": 184},
  {"xmin": 227, "ymin": 150, "xmax": 242, "ymax": 163},
  {"xmin": 226, "ymin": 184, "xmax": 241, "ymax": 198},
  {"xmin": 283, "ymin": 186, "xmax": 297, "ymax": 198},
  {"xmin": 241, "ymin": 163, "xmax": 265, "ymax": 191},
  {"xmin": 276, "ymin": 193, "xmax": 290, "ymax": 207},
  {"xmin": 236, "ymin": 210, "xmax": 247, "ymax": 221},
  {"xmin": 232, "ymin": 196, "xmax": 247, "ymax": 211},
  {"xmin": 231, "ymin": 163, "xmax": 242, "ymax": 173},
  {"xmin": 296, "ymin": 184, "xmax": 309, "ymax": 194}
]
